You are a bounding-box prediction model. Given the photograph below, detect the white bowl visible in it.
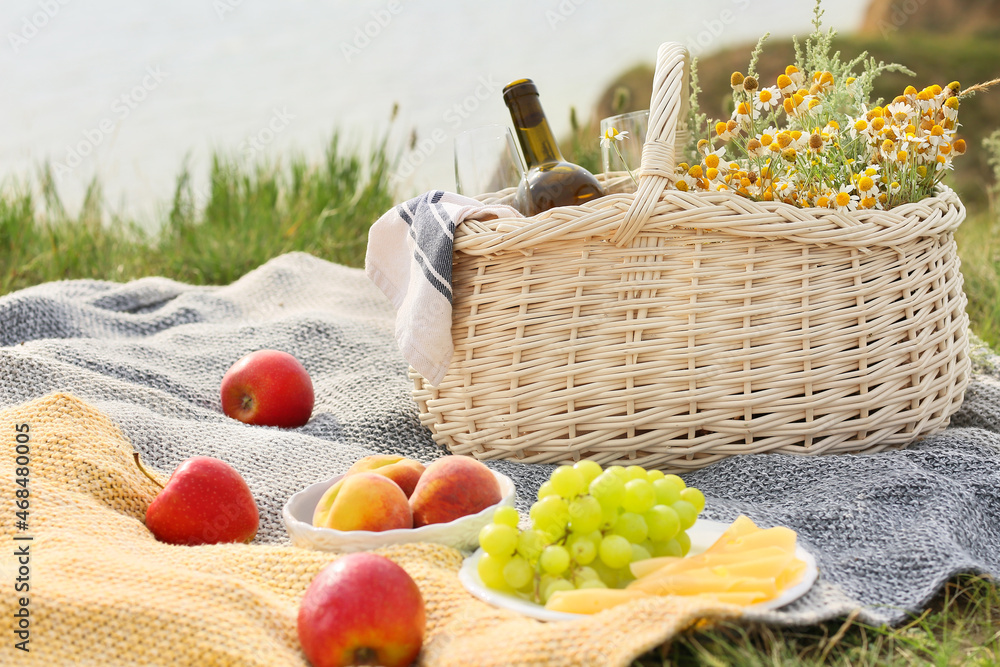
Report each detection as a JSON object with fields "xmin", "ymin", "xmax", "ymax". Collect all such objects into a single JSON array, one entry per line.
[{"xmin": 282, "ymin": 470, "xmax": 516, "ymax": 553}]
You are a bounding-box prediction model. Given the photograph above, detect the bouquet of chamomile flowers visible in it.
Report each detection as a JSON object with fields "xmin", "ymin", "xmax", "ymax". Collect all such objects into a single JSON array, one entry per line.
[{"xmin": 666, "ymin": 2, "xmax": 996, "ymax": 212}]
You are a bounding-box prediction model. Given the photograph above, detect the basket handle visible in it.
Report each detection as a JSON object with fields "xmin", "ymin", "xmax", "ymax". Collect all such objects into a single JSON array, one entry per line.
[{"xmin": 610, "ymin": 42, "xmax": 689, "ymax": 247}]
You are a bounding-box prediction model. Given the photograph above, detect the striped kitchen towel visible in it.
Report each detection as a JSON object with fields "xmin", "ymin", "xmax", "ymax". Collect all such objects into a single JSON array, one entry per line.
[{"xmin": 365, "ymin": 190, "xmax": 523, "ymax": 385}]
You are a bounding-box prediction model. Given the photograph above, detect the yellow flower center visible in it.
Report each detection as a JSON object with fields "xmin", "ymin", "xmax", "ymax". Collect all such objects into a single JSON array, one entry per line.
[
  {"xmin": 705, "ymin": 154, "xmax": 720, "ymax": 169},
  {"xmin": 777, "ymin": 132, "xmax": 793, "ymax": 148},
  {"xmin": 688, "ymin": 165, "xmax": 703, "ymax": 179},
  {"xmin": 931, "ymin": 125, "xmax": 944, "ymax": 137},
  {"xmin": 715, "ymin": 121, "xmax": 729, "ymax": 136},
  {"xmin": 858, "ymin": 176, "xmax": 875, "ymax": 191},
  {"xmin": 706, "ymin": 167, "xmax": 719, "ymax": 180},
  {"xmin": 854, "ymin": 119, "xmax": 868, "ymax": 132},
  {"xmin": 835, "ymin": 192, "xmax": 852, "ymax": 207},
  {"xmin": 896, "ymin": 150, "xmax": 908, "ymax": 162},
  {"xmin": 759, "ymin": 89, "xmax": 773, "ymax": 103},
  {"xmin": 817, "ymin": 196, "xmax": 830, "ymax": 207}
]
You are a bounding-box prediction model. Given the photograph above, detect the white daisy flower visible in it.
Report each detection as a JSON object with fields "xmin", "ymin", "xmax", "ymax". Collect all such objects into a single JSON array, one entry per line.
[
  {"xmin": 832, "ymin": 184, "xmax": 858, "ymax": 213},
  {"xmin": 754, "ymin": 86, "xmax": 782, "ymax": 112},
  {"xmin": 600, "ymin": 127, "xmax": 629, "ymax": 149}
]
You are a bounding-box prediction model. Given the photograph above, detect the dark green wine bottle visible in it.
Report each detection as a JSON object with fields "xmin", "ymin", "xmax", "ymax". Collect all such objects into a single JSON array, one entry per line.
[{"xmin": 503, "ymin": 78, "xmax": 603, "ymax": 215}]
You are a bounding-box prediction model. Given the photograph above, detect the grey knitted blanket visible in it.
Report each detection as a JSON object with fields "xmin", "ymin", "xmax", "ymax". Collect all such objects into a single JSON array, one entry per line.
[{"xmin": 1, "ymin": 251, "xmax": 997, "ymax": 628}]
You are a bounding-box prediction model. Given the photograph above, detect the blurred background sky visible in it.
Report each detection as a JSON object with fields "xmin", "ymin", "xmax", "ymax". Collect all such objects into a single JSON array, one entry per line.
[{"xmin": 1, "ymin": 0, "xmax": 872, "ymax": 227}]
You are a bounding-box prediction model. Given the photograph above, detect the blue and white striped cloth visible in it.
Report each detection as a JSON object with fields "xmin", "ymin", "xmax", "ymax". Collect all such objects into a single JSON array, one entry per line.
[{"xmin": 365, "ymin": 191, "xmax": 523, "ymax": 385}]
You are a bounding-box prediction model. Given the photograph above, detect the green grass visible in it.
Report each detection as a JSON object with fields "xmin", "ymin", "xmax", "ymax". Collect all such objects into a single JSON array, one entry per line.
[
  {"xmin": 956, "ymin": 209, "xmax": 1000, "ymax": 349},
  {"xmin": 1, "ymin": 129, "xmax": 999, "ymax": 666},
  {"xmin": 0, "ymin": 133, "xmax": 395, "ymax": 294},
  {"xmin": 644, "ymin": 574, "xmax": 999, "ymax": 666}
]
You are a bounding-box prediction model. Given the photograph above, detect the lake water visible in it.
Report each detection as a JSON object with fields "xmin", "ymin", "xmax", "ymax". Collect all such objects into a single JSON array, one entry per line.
[{"xmin": 0, "ymin": 0, "xmax": 869, "ymax": 226}]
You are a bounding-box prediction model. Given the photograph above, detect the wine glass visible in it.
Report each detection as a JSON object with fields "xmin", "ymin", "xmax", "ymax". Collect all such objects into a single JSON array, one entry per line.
[
  {"xmin": 600, "ymin": 109, "xmax": 649, "ymax": 194},
  {"xmin": 453, "ymin": 125, "xmax": 526, "ymax": 204}
]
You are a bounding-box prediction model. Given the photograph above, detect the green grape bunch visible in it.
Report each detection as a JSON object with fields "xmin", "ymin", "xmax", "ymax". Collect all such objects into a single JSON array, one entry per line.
[{"xmin": 476, "ymin": 461, "xmax": 707, "ymax": 604}]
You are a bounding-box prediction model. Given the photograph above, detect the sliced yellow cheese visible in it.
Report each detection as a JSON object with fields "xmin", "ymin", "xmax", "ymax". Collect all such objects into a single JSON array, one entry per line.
[
  {"xmin": 625, "ymin": 515, "xmax": 806, "ymax": 607},
  {"xmin": 777, "ymin": 557, "xmax": 808, "ymax": 589},
  {"xmin": 549, "ymin": 516, "xmax": 809, "ymax": 614},
  {"xmin": 694, "ymin": 591, "xmax": 770, "ymax": 606},
  {"xmin": 629, "ymin": 556, "xmax": 683, "ymax": 579},
  {"xmin": 544, "ymin": 588, "xmax": 649, "ymax": 614},
  {"xmin": 707, "ymin": 525, "xmax": 798, "ymax": 555},
  {"xmin": 628, "ymin": 572, "xmax": 779, "ymax": 598}
]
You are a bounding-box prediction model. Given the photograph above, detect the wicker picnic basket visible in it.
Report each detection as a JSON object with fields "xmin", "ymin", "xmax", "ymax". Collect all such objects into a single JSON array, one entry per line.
[{"xmin": 411, "ymin": 42, "xmax": 971, "ymax": 471}]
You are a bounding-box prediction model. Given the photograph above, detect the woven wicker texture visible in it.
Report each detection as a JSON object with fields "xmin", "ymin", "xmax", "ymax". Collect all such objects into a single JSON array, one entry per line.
[
  {"xmin": 0, "ymin": 392, "xmax": 738, "ymax": 667},
  {"xmin": 412, "ymin": 43, "xmax": 971, "ymax": 469}
]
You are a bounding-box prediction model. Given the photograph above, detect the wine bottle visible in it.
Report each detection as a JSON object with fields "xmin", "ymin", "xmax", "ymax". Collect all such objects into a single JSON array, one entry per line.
[{"xmin": 502, "ymin": 78, "xmax": 603, "ymax": 215}]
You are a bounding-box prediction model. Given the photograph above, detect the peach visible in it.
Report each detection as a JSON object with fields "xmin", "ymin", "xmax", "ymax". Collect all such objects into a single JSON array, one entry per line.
[
  {"xmin": 345, "ymin": 455, "xmax": 425, "ymax": 498},
  {"xmin": 312, "ymin": 473, "xmax": 412, "ymax": 531},
  {"xmin": 409, "ymin": 456, "xmax": 501, "ymax": 527}
]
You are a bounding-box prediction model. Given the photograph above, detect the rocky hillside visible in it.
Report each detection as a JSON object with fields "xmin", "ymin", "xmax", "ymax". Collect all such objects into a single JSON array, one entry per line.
[{"xmin": 860, "ymin": 0, "xmax": 1000, "ymax": 38}]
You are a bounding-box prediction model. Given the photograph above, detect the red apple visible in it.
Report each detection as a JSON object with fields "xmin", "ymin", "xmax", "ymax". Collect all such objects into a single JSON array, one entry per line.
[
  {"xmin": 409, "ymin": 455, "xmax": 501, "ymax": 527},
  {"xmin": 135, "ymin": 453, "xmax": 259, "ymax": 546},
  {"xmin": 221, "ymin": 349, "xmax": 314, "ymax": 428},
  {"xmin": 298, "ymin": 553, "xmax": 425, "ymax": 667}
]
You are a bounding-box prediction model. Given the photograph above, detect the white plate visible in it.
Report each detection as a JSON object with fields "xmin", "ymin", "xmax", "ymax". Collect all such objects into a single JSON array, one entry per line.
[
  {"xmin": 283, "ymin": 470, "xmax": 516, "ymax": 553},
  {"xmin": 458, "ymin": 518, "xmax": 819, "ymax": 621}
]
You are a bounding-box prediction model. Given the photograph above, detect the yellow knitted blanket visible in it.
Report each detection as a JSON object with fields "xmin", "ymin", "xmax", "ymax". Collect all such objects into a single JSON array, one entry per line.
[{"xmin": 0, "ymin": 393, "xmax": 737, "ymax": 666}]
